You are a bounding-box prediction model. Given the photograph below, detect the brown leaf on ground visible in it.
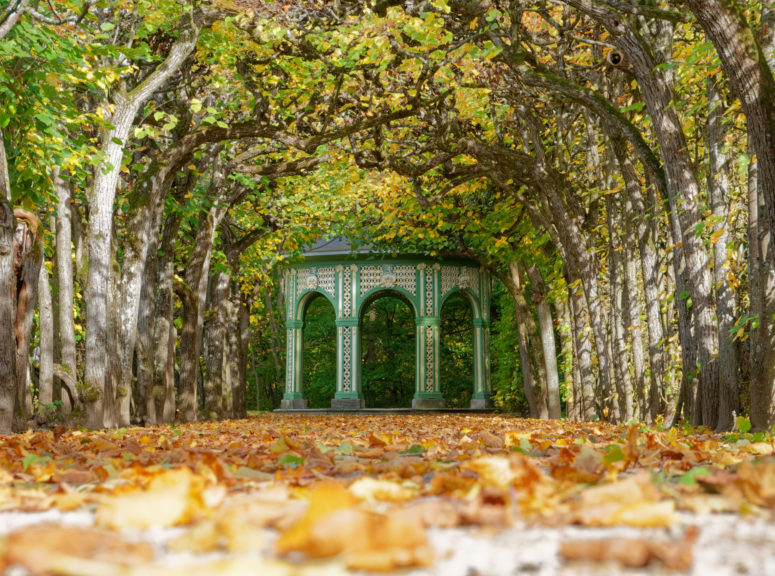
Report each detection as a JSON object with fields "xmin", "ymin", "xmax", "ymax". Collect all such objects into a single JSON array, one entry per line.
[
  {"xmin": 572, "ymin": 471, "xmax": 676, "ymax": 527},
  {"xmin": 96, "ymin": 467, "xmax": 208, "ymax": 530},
  {"xmin": 560, "ymin": 526, "xmax": 698, "ymax": 572},
  {"xmin": 2, "ymin": 524, "xmax": 155, "ymax": 575},
  {"xmin": 276, "ymin": 482, "xmax": 431, "ymax": 570},
  {"xmin": 735, "ymin": 460, "xmax": 775, "ymax": 508},
  {"xmin": 479, "ymin": 430, "xmax": 505, "ymax": 450}
]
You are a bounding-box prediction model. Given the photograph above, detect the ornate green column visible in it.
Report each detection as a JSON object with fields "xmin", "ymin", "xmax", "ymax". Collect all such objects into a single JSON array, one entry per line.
[
  {"xmin": 471, "ymin": 318, "xmax": 493, "ymax": 409},
  {"xmin": 332, "ymin": 264, "xmax": 364, "ymax": 409},
  {"xmin": 281, "ymin": 319, "xmax": 306, "ymax": 409},
  {"xmin": 413, "ymin": 263, "xmax": 444, "ymax": 409}
]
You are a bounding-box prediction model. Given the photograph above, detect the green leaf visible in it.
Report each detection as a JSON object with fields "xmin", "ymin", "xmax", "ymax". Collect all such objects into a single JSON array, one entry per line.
[
  {"xmin": 603, "ymin": 444, "xmax": 625, "ymax": 464},
  {"xmin": 678, "ymin": 466, "xmax": 711, "ymax": 486},
  {"xmin": 278, "ymin": 453, "xmax": 305, "ymax": 469},
  {"xmin": 737, "ymin": 416, "xmax": 752, "ymax": 434},
  {"xmin": 100, "ymin": 22, "xmax": 115, "ymax": 32},
  {"xmin": 335, "ymin": 441, "xmax": 355, "ymax": 455},
  {"xmin": 22, "ymin": 453, "xmax": 39, "ymax": 471},
  {"xmin": 401, "ymin": 444, "xmax": 426, "ymax": 455}
]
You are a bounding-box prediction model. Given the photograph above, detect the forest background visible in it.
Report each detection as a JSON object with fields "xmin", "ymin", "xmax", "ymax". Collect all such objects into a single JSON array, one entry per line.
[{"xmin": 1, "ymin": 0, "xmax": 775, "ymax": 433}]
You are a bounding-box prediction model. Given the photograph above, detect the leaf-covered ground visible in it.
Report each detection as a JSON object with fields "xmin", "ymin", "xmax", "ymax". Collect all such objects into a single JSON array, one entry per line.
[{"xmin": 1, "ymin": 414, "xmax": 775, "ymax": 575}]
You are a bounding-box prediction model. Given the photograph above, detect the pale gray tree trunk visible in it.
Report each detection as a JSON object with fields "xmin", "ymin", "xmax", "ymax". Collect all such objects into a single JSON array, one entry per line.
[
  {"xmin": 608, "ymin": 136, "xmax": 666, "ymax": 421},
  {"xmin": 83, "ymin": 8, "xmax": 213, "ymax": 428},
  {"xmin": 568, "ymin": 276, "xmax": 596, "ymax": 419},
  {"xmin": 526, "ymin": 264, "xmax": 561, "ymax": 419},
  {"xmin": 53, "ymin": 168, "xmax": 77, "ymax": 413},
  {"xmin": 37, "ymin": 262, "xmax": 54, "ymax": 408},
  {"xmin": 557, "ymin": 298, "xmax": 576, "ymax": 420},
  {"xmin": 0, "ymin": 0, "xmax": 28, "ymax": 40}
]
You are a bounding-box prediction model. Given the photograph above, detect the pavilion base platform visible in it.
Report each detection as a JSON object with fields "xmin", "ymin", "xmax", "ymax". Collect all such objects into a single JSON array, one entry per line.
[
  {"xmin": 280, "ymin": 398, "xmax": 308, "ymax": 409},
  {"xmin": 411, "ymin": 397, "xmax": 446, "ymax": 410},
  {"xmin": 470, "ymin": 398, "xmax": 495, "ymax": 410},
  {"xmin": 330, "ymin": 398, "xmax": 366, "ymax": 410}
]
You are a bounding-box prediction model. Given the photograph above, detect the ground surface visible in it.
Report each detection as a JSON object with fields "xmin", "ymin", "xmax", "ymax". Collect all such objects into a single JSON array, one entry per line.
[{"xmin": 1, "ymin": 414, "xmax": 774, "ymax": 575}]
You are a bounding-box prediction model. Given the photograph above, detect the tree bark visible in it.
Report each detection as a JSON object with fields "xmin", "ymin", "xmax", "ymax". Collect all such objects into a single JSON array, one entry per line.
[
  {"xmin": 37, "ymin": 261, "xmax": 54, "ymax": 409},
  {"xmin": 0, "ymin": 200, "xmax": 16, "ymax": 433},
  {"xmin": 153, "ymin": 213, "xmax": 182, "ymax": 423},
  {"xmin": 525, "ymin": 264, "xmax": 562, "ymax": 419},
  {"xmin": 13, "ymin": 210, "xmax": 42, "ymax": 430},
  {"xmin": 83, "ymin": 7, "xmax": 214, "ymax": 428},
  {"xmin": 506, "ymin": 263, "xmax": 545, "ymax": 418},
  {"xmin": 563, "ymin": 0, "xmax": 719, "ymax": 428},
  {"xmin": 684, "ymin": 0, "xmax": 775, "ymax": 247},
  {"xmin": 707, "ymin": 75, "xmax": 738, "ymax": 431},
  {"xmin": 53, "ymin": 168, "xmax": 77, "ymax": 414},
  {"xmin": 0, "ymin": 0, "xmax": 29, "ymax": 40},
  {"xmin": 568, "ymin": 275, "xmax": 596, "ymax": 420}
]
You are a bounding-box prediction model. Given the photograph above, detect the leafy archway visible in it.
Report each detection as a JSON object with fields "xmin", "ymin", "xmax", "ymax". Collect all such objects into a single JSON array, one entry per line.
[
  {"xmin": 360, "ymin": 294, "xmax": 416, "ymax": 408},
  {"xmin": 440, "ymin": 292, "xmax": 475, "ymax": 408},
  {"xmin": 302, "ymin": 294, "xmax": 336, "ymax": 408}
]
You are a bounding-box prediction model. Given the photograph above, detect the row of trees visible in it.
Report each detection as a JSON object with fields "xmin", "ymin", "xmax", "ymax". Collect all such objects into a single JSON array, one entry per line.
[{"xmin": 1, "ymin": 0, "xmax": 774, "ymax": 431}]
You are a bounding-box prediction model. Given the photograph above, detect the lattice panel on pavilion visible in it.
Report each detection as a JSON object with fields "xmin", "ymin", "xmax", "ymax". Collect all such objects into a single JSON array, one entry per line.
[
  {"xmin": 317, "ymin": 267, "xmax": 336, "ymax": 296},
  {"xmin": 342, "ymin": 326, "xmax": 353, "ymax": 392},
  {"xmin": 394, "ymin": 265, "xmax": 416, "ymax": 295},
  {"xmin": 425, "ymin": 326, "xmax": 434, "ymax": 392},
  {"xmin": 343, "ymin": 267, "xmax": 352, "ymax": 316},
  {"xmin": 425, "ymin": 269, "xmax": 434, "ymax": 315},
  {"xmin": 360, "ymin": 265, "xmax": 382, "ymax": 296},
  {"xmin": 441, "ymin": 265, "xmax": 458, "ymax": 296}
]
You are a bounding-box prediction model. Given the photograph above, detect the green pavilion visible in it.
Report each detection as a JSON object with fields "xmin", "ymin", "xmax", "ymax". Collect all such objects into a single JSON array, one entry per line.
[{"xmin": 280, "ymin": 238, "xmax": 493, "ymax": 410}]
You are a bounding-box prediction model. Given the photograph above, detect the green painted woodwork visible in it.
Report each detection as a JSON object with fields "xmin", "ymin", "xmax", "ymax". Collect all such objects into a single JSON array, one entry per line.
[{"xmin": 280, "ymin": 248, "xmax": 492, "ymax": 410}]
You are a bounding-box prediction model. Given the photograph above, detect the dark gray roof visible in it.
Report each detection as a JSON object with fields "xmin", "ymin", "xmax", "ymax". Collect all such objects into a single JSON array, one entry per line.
[{"xmin": 301, "ymin": 236, "xmax": 372, "ymax": 258}]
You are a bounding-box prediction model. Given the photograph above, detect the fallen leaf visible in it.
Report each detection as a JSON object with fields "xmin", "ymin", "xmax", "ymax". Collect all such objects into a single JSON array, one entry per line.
[
  {"xmin": 96, "ymin": 467, "xmax": 207, "ymax": 530},
  {"xmin": 3, "ymin": 524, "xmax": 154, "ymax": 575}
]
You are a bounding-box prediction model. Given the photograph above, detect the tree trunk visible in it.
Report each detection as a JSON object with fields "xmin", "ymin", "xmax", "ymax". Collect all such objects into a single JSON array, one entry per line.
[
  {"xmin": 153, "ymin": 213, "xmax": 181, "ymax": 423},
  {"xmin": 178, "ymin": 205, "xmax": 222, "ymax": 422},
  {"xmin": 608, "ymin": 136, "xmax": 667, "ymax": 421},
  {"xmin": 53, "ymin": 168, "xmax": 77, "ymax": 414},
  {"xmin": 82, "ymin": 8, "xmax": 212, "ymax": 428},
  {"xmin": 685, "ymin": 0, "xmax": 775, "ymax": 248},
  {"xmin": 606, "ymin": 194, "xmax": 633, "ymax": 422},
  {"xmin": 506, "ymin": 263, "xmax": 545, "ymax": 418},
  {"xmin": 707, "ymin": 75, "xmax": 738, "ymax": 431},
  {"xmin": 749, "ymin": 9, "xmax": 775, "ymax": 431},
  {"xmin": 565, "ymin": 0, "xmax": 719, "ymax": 428},
  {"xmin": 37, "ymin": 261, "xmax": 54, "ymax": 409},
  {"xmin": 568, "ymin": 275, "xmax": 596, "ymax": 420},
  {"xmin": 136, "ymin": 209, "xmax": 161, "ymax": 425},
  {"xmin": 526, "ymin": 264, "xmax": 562, "ymax": 419},
  {"xmin": 13, "ymin": 210, "xmax": 43, "ymax": 431},
  {"xmin": 235, "ymin": 292, "xmax": 251, "ymax": 418},
  {"xmin": 0, "ymin": 200, "xmax": 15, "ymax": 433}
]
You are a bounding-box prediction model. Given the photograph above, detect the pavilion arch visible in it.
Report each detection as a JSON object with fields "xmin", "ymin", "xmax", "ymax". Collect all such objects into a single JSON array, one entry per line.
[
  {"xmin": 295, "ymin": 288, "xmax": 337, "ymax": 322},
  {"xmin": 439, "ymin": 287, "xmax": 481, "ymax": 320},
  {"xmin": 280, "ymin": 238, "xmax": 493, "ymax": 410},
  {"xmin": 358, "ymin": 286, "xmax": 420, "ymax": 321}
]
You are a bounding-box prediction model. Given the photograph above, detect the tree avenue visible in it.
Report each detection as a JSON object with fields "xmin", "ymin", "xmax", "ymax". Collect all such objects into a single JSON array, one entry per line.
[{"xmin": 0, "ymin": 0, "xmax": 772, "ymax": 432}]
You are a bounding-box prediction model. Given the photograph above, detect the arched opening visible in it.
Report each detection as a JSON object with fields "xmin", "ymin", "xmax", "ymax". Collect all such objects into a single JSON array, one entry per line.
[
  {"xmin": 301, "ymin": 293, "xmax": 336, "ymax": 408},
  {"xmin": 440, "ymin": 291, "xmax": 475, "ymax": 408},
  {"xmin": 360, "ymin": 292, "xmax": 416, "ymax": 408}
]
